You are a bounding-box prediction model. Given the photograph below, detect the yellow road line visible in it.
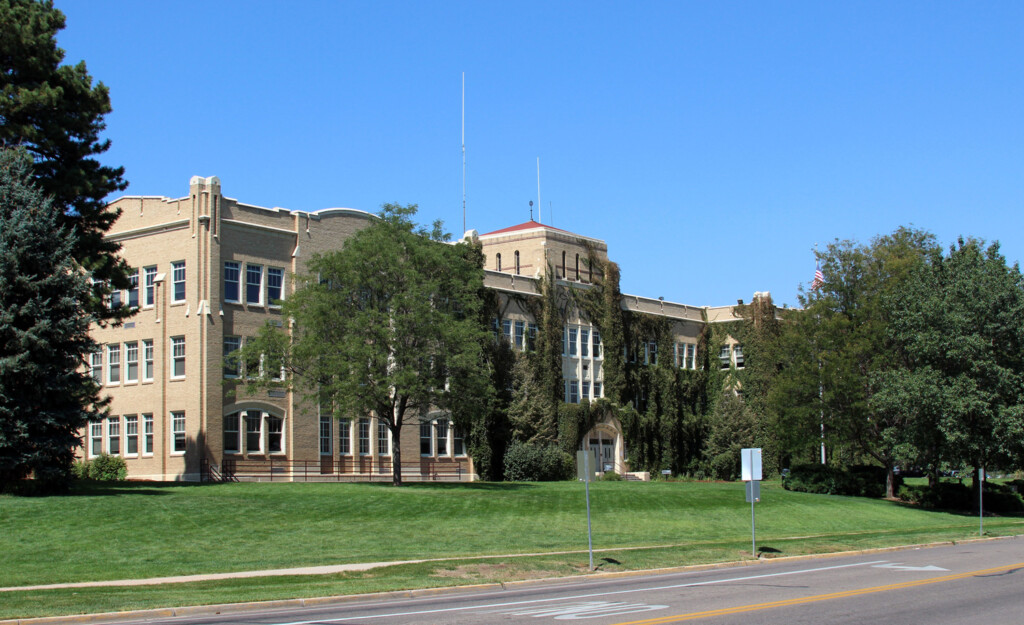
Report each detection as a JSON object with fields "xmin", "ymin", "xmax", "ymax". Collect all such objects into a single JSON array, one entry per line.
[{"xmin": 612, "ymin": 562, "xmax": 1024, "ymax": 625}]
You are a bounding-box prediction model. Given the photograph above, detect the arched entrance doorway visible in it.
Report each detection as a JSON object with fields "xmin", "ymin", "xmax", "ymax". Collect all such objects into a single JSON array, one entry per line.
[{"xmin": 580, "ymin": 420, "xmax": 625, "ymax": 474}]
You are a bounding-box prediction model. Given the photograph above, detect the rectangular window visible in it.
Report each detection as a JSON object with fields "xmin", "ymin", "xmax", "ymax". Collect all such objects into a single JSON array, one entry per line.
[
  {"xmin": 569, "ymin": 380, "xmax": 579, "ymax": 404},
  {"xmin": 266, "ymin": 416, "xmax": 283, "ymax": 454},
  {"xmin": 501, "ymin": 319, "xmax": 512, "ymax": 343},
  {"xmin": 107, "ymin": 416, "xmax": 120, "ymax": 455},
  {"xmin": 224, "ymin": 413, "xmax": 240, "ymax": 454},
  {"xmin": 89, "ymin": 420, "xmax": 103, "ymax": 457},
  {"xmin": 319, "ymin": 417, "xmax": 332, "ymax": 455},
  {"xmin": 223, "ymin": 261, "xmax": 240, "ymax": 303},
  {"xmin": 245, "ymin": 411, "xmax": 262, "ymax": 453},
  {"xmin": 143, "ymin": 340, "xmax": 154, "ymax": 381},
  {"xmin": 267, "ymin": 267, "xmax": 284, "ymax": 304},
  {"xmin": 593, "ymin": 331, "xmax": 602, "ymax": 358},
  {"xmin": 377, "ymin": 420, "xmax": 390, "ymax": 456},
  {"xmin": 338, "ymin": 419, "xmax": 351, "ymax": 455},
  {"xmin": 687, "ymin": 343, "xmax": 696, "ymax": 369},
  {"xmin": 223, "ymin": 336, "xmax": 241, "ymax": 378},
  {"xmin": 90, "ymin": 351, "xmax": 103, "ymax": 385},
  {"xmin": 127, "ymin": 270, "xmax": 139, "ymax": 309},
  {"xmin": 568, "ymin": 328, "xmax": 578, "ymax": 357},
  {"xmin": 109, "ymin": 288, "xmax": 122, "ymax": 310},
  {"xmin": 246, "ymin": 264, "xmax": 263, "ymax": 304},
  {"xmin": 453, "ymin": 427, "xmax": 465, "ymax": 456},
  {"xmin": 435, "ymin": 420, "xmax": 448, "ymax": 456},
  {"xmin": 125, "ymin": 415, "xmax": 138, "ymax": 455},
  {"xmin": 171, "ymin": 261, "xmax": 186, "ymax": 303},
  {"xmin": 171, "ymin": 336, "xmax": 185, "ymax": 379},
  {"xmin": 514, "ymin": 320, "xmax": 525, "ymax": 350},
  {"xmin": 720, "ymin": 345, "xmax": 731, "ymax": 369},
  {"xmin": 143, "ymin": 266, "xmax": 157, "ymax": 307},
  {"xmin": 734, "ymin": 345, "xmax": 744, "ymax": 368},
  {"xmin": 649, "ymin": 341, "xmax": 658, "ymax": 366},
  {"xmin": 143, "ymin": 414, "xmax": 154, "ymax": 455},
  {"xmin": 125, "ymin": 341, "xmax": 138, "ymax": 383},
  {"xmin": 581, "ymin": 329, "xmax": 590, "ymax": 358},
  {"xmin": 358, "ymin": 418, "xmax": 370, "ymax": 455},
  {"xmin": 527, "ymin": 323, "xmax": 538, "ymax": 351},
  {"xmin": 675, "ymin": 343, "xmax": 684, "ymax": 368},
  {"xmin": 594, "ymin": 381, "xmax": 602, "ymax": 399},
  {"xmin": 582, "ymin": 380, "xmax": 590, "ymax": 401},
  {"xmin": 420, "ymin": 421, "xmax": 433, "ymax": 456},
  {"xmin": 171, "ymin": 411, "xmax": 186, "ymax": 453},
  {"xmin": 107, "ymin": 344, "xmax": 120, "ymax": 384}
]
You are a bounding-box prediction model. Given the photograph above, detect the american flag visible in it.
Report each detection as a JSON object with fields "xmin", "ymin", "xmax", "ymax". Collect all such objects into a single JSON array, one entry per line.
[{"xmin": 811, "ymin": 264, "xmax": 824, "ymax": 291}]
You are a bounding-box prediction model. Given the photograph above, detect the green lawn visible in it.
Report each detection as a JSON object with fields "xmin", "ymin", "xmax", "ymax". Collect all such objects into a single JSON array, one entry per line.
[{"xmin": 1, "ymin": 479, "xmax": 1021, "ymax": 619}]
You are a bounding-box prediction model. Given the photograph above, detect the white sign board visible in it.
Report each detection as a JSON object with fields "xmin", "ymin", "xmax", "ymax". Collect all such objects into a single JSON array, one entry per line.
[{"xmin": 741, "ymin": 448, "xmax": 762, "ymax": 482}]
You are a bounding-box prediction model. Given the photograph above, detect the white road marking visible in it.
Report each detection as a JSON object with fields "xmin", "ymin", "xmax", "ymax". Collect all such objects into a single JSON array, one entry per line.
[
  {"xmin": 267, "ymin": 559, "xmax": 890, "ymax": 624},
  {"xmin": 486, "ymin": 600, "xmax": 669, "ymax": 620},
  {"xmin": 872, "ymin": 563, "xmax": 950, "ymax": 572}
]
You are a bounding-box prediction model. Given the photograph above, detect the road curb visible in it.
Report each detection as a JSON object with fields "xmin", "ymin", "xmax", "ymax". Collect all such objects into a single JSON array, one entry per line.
[{"xmin": 1, "ymin": 534, "xmax": 1018, "ymax": 625}]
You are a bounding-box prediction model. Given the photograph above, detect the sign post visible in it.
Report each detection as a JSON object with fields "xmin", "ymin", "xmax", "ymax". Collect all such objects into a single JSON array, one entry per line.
[
  {"xmin": 577, "ymin": 450, "xmax": 597, "ymax": 570},
  {"xmin": 741, "ymin": 448, "xmax": 763, "ymax": 558}
]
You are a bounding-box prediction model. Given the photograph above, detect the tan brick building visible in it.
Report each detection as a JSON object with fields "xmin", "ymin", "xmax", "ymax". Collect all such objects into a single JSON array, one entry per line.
[{"xmin": 85, "ymin": 177, "xmax": 749, "ymax": 481}]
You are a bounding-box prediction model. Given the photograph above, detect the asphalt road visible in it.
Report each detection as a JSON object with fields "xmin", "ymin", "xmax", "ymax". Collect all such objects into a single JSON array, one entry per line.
[{"xmin": 85, "ymin": 538, "xmax": 1024, "ymax": 625}]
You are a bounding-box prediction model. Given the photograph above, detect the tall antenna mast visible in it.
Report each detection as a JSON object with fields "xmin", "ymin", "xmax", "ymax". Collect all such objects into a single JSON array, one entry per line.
[
  {"xmin": 537, "ymin": 157, "xmax": 541, "ymax": 223},
  {"xmin": 462, "ymin": 72, "xmax": 466, "ymax": 234}
]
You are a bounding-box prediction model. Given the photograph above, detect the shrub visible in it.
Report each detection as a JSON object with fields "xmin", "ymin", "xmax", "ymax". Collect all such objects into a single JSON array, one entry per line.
[
  {"xmin": 783, "ymin": 463, "xmax": 897, "ymax": 497},
  {"xmin": 601, "ymin": 470, "xmax": 622, "ymax": 481},
  {"xmin": 71, "ymin": 459, "xmax": 90, "ymax": 480},
  {"xmin": 503, "ymin": 441, "xmax": 573, "ymax": 481},
  {"xmin": 897, "ymin": 481, "xmax": 1024, "ymax": 513},
  {"xmin": 87, "ymin": 454, "xmax": 127, "ymax": 481}
]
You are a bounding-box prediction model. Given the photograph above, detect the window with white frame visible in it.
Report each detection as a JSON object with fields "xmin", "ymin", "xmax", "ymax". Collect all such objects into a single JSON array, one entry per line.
[
  {"xmin": 109, "ymin": 286, "xmax": 122, "ymax": 310},
  {"xmin": 593, "ymin": 330, "xmax": 602, "ymax": 358},
  {"xmin": 266, "ymin": 415, "xmax": 284, "ymax": 454},
  {"xmin": 435, "ymin": 419, "xmax": 449, "ymax": 456},
  {"xmin": 582, "ymin": 380, "xmax": 590, "ymax": 401},
  {"xmin": 594, "ymin": 381, "xmax": 602, "ymax": 399},
  {"xmin": 107, "ymin": 344, "xmax": 120, "ymax": 384},
  {"xmin": 171, "ymin": 261, "xmax": 186, "ymax": 303},
  {"xmin": 501, "ymin": 319, "xmax": 512, "ymax": 343},
  {"xmin": 514, "ymin": 320, "xmax": 524, "ymax": 350},
  {"xmin": 319, "ymin": 417, "xmax": 331, "ymax": 455},
  {"xmin": 170, "ymin": 336, "xmax": 185, "ymax": 379},
  {"xmin": 89, "ymin": 420, "xmax": 103, "ymax": 457},
  {"xmin": 453, "ymin": 427, "xmax": 465, "ymax": 456},
  {"xmin": 143, "ymin": 340, "xmax": 154, "ymax": 381},
  {"xmin": 267, "ymin": 267, "xmax": 284, "ymax": 304},
  {"xmin": 107, "ymin": 416, "xmax": 121, "ymax": 455},
  {"xmin": 686, "ymin": 343, "xmax": 696, "ymax": 369},
  {"xmin": 127, "ymin": 270, "xmax": 139, "ymax": 309},
  {"xmin": 90, "ymin": 351, "xmax": 103, "ymax": 385},
  {"xmin": 245, "ymin": 411, "xmax": 261, "ymax": 453},
  {"xmin": 171, "ymin": 411, "xmax": 186, "ymax": 453},
  {"xmin": 568, "ymin": 328, "xmax": 578, "ymax": 357},
  {"xmin": 569, "ymin": 380, "xmax": 579, "ymax": 404},
  {"xmin": 420, "ymin": 421, "xmax": 433, "ymax": 456},
  {"xmin": 377, "ymin": 420, "xmax": 390, "ymax": 456},
  {"xmin": 223, "ymin": 336, "xmax": 241, "ymax": 378},
  {"xmin": 581, "ymin": 329, "xmax": 590, "ymax": 358},
  {"xmin": 125, "ymin": 341, "xmax": 138, "ymax": 383},
  {"xmin": 143, "ymin": 266, "xmax": 157, "ymax": 307},
  {"xmin": 223, "ymin": 261, "xmax": 240, "ymax": 303},
  {"xmin": 125, "ymin": 415, "xmax": 138, "ymax": 456},
  {"xmin": 223, "ymin": 413, "xmax": 240, "ymax": 454},
  {"xmin": 648, "ymin": 340, "xmax": 658, "ymax": 365},
  {"xmin": 527, "ymin": 323, "xmax": 538, "ymax": 351},
  {"xmin": 338, "ymin": 419, "xmax": 351, "ymax": 455},
  {"xmin": 358, "ymin": 418, "xmax": 370, "ymax": 455},
  {"xmin": 246, "ymin": 264, "xmax": 262, "ymax": 304},
  {"xmin": 719, "ymin": 345, "xmax": 731, "ymax": 369},
  {"xmin": 143, "ymin": 414, "xmax": 154, "ymax": 455},
  {"xmin": 734, "ymin": 344, "xmax": 744, "ymax": 368}
]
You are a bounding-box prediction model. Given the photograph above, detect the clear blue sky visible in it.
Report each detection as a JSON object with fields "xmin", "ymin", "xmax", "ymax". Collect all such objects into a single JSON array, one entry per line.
[{"xmin": 55, "ymin": 1, "xmax": 1023, "ymax": 308}]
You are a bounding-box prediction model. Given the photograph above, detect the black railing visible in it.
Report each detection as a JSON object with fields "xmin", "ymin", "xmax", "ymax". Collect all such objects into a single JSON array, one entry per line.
[{"xmin": 202, "ymin": 458, "xmax": 467, "ymax": 483}]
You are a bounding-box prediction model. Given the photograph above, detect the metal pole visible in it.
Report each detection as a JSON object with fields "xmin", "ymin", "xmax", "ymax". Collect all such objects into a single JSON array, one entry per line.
[
  {"xmin": 751, "ymin": 488, "xmax": 756, "ymax": 557},
  {"xmin": 585, "ymin": 452, "xmax": 594, "ymax": 570},
  {"xmin": 979, "ymin": 468, "xmax": 984, "ymax": 536}
]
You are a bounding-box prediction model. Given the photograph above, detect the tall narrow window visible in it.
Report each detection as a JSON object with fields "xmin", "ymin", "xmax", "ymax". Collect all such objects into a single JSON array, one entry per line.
[
  {"xmin": 569, "ymin": 380, "xmax": 579, "ymax": 404},
  {"xmin": 649, "ymin": 340, "xmax": 658, "ymax": 365},
  {"xmin": 377, "ymin": 420, "xmax": 390, "ymax": 456},
  {"xmin": 90, "ymin": 351, "xmax": 103, "ymax": 385},
  {"xmin": 171, "ymin": 337, "xmax": 185, "ymax": 379},
  {"xmin": 107, "ymin": 344, "xmax": 120, "ymax": 384},
  {"xmin": 171, "ymin": 261, "xmax": 186, "ymax": 303},
  {"xmin": 495, "ymin": 253, "xmax": 501, "ymax": 272},
  {"xmin": 582, "ymin": 381, "xmax": 590, "ymax": 401},
  {"xmin": 109, "ymin": 287, "xmax": 122, "ymax": 310},
  {"xmin": 89, "ymin": 420, "xmax": 103, "ymax": 457},
  {"xmin": 223, "ymin": 336, "xmax": 241, "ymax": 378},
  {"xmin": 594, "ymin": 382, "xmax": 602, "ymax": 399},
  {"xmin": 581, "ymin": 329, "xmax": 590, "ymax": 358},
  {"xmin": 734, "ymin": 345, "xmax": 744, "ymax": 368},
  {"xmin": 568, "ymin": 328, "xmax": 578, "ymax": 357},
  {"xmin": 501, "ymin": 319, "xmax": 512, "ymax": 343},
  {"xmin": 358, "ymin": 418, "xmax": 370, "ymax": 455},
  {"xmin": 125, "ymin": 415, "xmax": 138, "ymax": 455},
  {"xmin": 143, "ymin": 266, "xmax": 157, "ymax": 307},
  {"xmin": 593, "ymin": 331, "xmax": 602, "ymax": 358},
  {"xmin": 267, "ymin": 267, "xmax": 284, "ymax": 304},
  {"xmin": 686, "ymin": 343, "xmax": 696, "ymax": 369},
  {"xmin": 223, "ymin": 261, "xmax": 240, "ymax": 302},
  {"xmin": 127, "ymin": 270, "xmax": 139, "ymax": 309},
  {"xmin": 338, "ymin": 419, "xmax": 351, "ymax": 455},
  {"xmin": 514, "ymin": 320, "xmax": 525, "ymax": 350},
  {"xmin": 246, "ymin": 264, "xmax": 262, "ymax": 304},
  {"xmin": 107, "ymin": 416, "xmax": 121, "ymax": 455},
  {"xmin": 266, "ymin": 415, "xmax": 284, "ymax": 453},
  {"xmin": 319, "ymin": 417, "xmax": 332, "ymax": 455},
  {"xmin": 453, "ymin": 427, "xmax": 465, "ymax": 456},
  {"xmin": 514, "ymin": 250, "xmax": 520, "ymax": 275},
  {"xmin": 171, "ymin": 412, "xmax": 186, "ymax": 453},
  {"xmin": 125, "ymin": 341, "xmax": 138, "ymax": 382},
  {"xmin": 719, "ymin": 345, "xmax": 731, "ymax": 369},
  {"xmin": 143, "ymin": 414, "xmax": 154, "ymax": 455},
  {"xmin": 435, "ymin": 419, "xmax": 449, "ymax": 456},
  {"xmin": 527, "ymin": 323, "xmax": 538, "ymax": 351},
  {"xmin": 245, "ymin": 411, "xmax": 262, "ymax": 453},
  {"xmin": 561, "ymin": 251, "xmax": 566, "ymax": 278},
  {"xmin": 223, "ymin": 413, "xmax": 240, "ymax": 453},
  {"xmin": 143, "ymin": 340, "xmax": 154, "ymax": 381},
  {"xmin": 420, "ymin": 421, "xmax": 433, "ymax": 456},
  {"xmin": 575, "ymin": 253, "xmax": 580, "ymax": 280}
]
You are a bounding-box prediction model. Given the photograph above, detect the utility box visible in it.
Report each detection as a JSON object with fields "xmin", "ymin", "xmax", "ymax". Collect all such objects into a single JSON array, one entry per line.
[{"xmin": 741, "ymin": 448, "xmax": 762, "ymax": 482}]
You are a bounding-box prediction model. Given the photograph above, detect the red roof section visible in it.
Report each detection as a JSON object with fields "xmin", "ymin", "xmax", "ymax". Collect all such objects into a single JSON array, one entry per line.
[{"xmin": 479, "ymin": 220, "xmax": 574, "ymax": 237}]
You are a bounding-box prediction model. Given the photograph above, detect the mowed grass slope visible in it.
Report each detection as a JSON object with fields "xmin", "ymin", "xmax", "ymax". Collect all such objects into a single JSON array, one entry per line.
[{"xmin": 3, "ymin": 480, "xmax": 1021, "ymax": 590}]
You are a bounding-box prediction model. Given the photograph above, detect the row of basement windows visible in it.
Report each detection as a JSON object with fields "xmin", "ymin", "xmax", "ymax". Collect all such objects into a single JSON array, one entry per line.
[
  {"xmin": 87, "ymin": 412, "xmax": 185, "ymax": 457},
  {"xmin": 92, "ymin": 338, "xmax": 185, "ymax": 386},
  {"xmin": 314, "ymin": 417, "xmax": 466, "ymax": 457},
  {"xmin": 106, "ymin": 261, "xmax": 285, "ymax": 310}
]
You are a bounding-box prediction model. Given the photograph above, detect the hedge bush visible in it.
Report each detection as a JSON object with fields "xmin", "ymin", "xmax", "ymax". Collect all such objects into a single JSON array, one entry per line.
[
  {"xmin": 73, "ymin": 454, "xmax": 127, "ymax": 481},
  {"xmin": 782, "ymin": 463, "xmax": 897, "ymax": 498},
  {"xmin": 899, "ymin": 481, "xmax": 1024, "ymax": 513},
  {"xmin": 503, "ymin": 441, "xmax": 573, "ymax": 481}
]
